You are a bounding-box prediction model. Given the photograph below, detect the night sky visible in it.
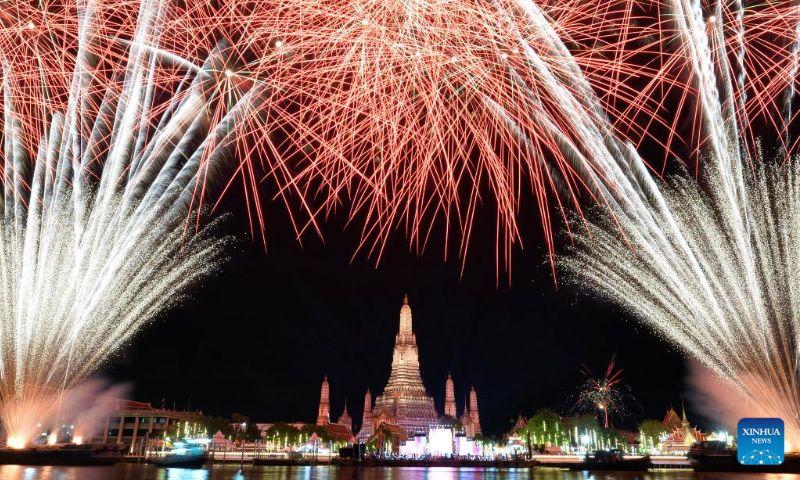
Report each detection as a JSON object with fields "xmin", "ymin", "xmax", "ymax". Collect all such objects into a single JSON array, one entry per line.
[{"xmin": 102, "ymin": 182, "xmax": 709, "ymax": 438}]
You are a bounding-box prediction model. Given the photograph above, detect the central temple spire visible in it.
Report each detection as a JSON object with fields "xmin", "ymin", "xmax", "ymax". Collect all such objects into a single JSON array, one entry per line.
[
  {"xmin": 370, "ymin": 295, "xmax": 438, "ymax": 435},
  {"xmin": 399, "ymin": 294, "xmax": 412, "ymax": 337}
]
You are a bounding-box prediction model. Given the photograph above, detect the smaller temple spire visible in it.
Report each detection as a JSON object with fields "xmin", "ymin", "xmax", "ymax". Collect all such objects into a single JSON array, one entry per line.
[
  {"xmin": 681, "ymin": 397, "xmax": 688, "ymax": 425},
  {"xmin": 337, "ymin": 398, "xmax": 353, "ymax": 431},
  {"xmin": 356, "ymin": 388, "xmax": 373, "ymax": 442},
  {"xmin": 444, "ymin": 373, "xmax": 457, "ymax": 418},
  {"xmin": 404, "ymin": 293, "xmax": 409, "ymax": 305},
  {"xmin": 316, "ymin": 374, "xmax": 330, "ymax": 425},
  {"xmin": 470, "ymin": 385, "xmax": 482, "ymax": 435}
]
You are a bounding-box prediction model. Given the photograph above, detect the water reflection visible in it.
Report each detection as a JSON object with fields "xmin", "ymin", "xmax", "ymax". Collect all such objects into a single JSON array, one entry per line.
[{"xmin": 0, "ymin": 464, "xmax": 778, "ymax": 480}]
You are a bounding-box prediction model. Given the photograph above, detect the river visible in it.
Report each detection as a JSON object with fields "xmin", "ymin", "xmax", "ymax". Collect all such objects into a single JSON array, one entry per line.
[{"xmin": 0, "ymin": 464, "xmax": 795, "ymax": 480}]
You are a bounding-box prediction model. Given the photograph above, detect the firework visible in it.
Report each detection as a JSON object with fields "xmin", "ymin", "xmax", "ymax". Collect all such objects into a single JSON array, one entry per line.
[
  {"xmin": 3, "ymin": 0, "xmax": 671, "ymax": 279},
  {"xmin": 0, "ymin": 0, "xmax": 647, "ymax": 443},
  {"xmin": 570, "ymin": 356, "xmax": 638, "ymax": 428},
  {"xmin": 0, "ymin": 0, "xmax": 243, "ymax": 445},
  {"xmin": 561, "ymin": 0, "xmax": 800, "ymax": 450},
  {"xmin": 571, "ymin": 0, "xmax": 800, "ymax": 168},
  {"xmin": 256, "ymin": 0, "xmax": 652, "ymax": 274}
]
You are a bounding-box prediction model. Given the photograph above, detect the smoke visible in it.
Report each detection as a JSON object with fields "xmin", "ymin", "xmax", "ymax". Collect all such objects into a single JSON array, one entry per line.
[
  {"xmin": 687, "ymin": 360, "xmax": 800, "ymax": 451},
  {"xmin": 686, "ymin": 360, "xmax": 742, "ymax": 433},
  {"xmin": 61, "ymin": 379, "xmax": 134, "ymax": 444}
]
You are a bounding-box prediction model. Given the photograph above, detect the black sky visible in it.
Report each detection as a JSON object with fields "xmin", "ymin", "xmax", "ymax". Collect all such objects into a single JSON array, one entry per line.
[{"xmin": 101, "ymin": 185, "xmax": 712, "ymax": 438}]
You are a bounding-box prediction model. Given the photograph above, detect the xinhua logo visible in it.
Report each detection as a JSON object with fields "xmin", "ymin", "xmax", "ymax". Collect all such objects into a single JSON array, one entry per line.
[{"xmin": 738, "ymin": 418, "xmax": 784, "ymax": 465}]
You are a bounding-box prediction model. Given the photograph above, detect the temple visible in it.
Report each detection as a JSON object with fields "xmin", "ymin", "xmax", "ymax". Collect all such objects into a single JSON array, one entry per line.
[
  {"xmin": 469, "ymin": 386, "xmax": 482, "ymax": 436},
  {"xmin": 444, "ymin": 373, "xmax": 457, "ymax": 418},
  {"xmin": 317, "ymin": 295, "xmax": 482, "ymax": 449},
  {"xmin": 315, "ymin": 375, "xmax": 356, "ymax": 441},
  {"xmin": 661, "ymin": 405, "xmax": 706, "ymax": 453},
  {"xmin": 460, "ymin": 399, "xmax": 474, "ymax": 437},
  {"xmin": 355, "ymin": 389, "xmax": 372, "ymax": 442},
  {"xmin": 337, "ymin": 400, "xmax": 352, "ymax": 432},
  {"xmin": 370, "ymin": 295, "xmax": 439, "ymax": 435},
  {"xmin": 316, "ymin": 375, "xmax": 330, "ymax": 425}
]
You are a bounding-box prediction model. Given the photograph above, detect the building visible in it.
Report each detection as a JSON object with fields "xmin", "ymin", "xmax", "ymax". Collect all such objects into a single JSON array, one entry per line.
[
  {"xmin": 469, "ymin": 386, "xmax": 482, "ymax": 436},
  {"xmin": 315, "ymin": 375, "xmax": 355, "ymax": 441},
  {"xmin": 318, "ymin": 295, "xmax": 482, "ymax": 446},
  {"xmin": 370, "ymin": 295, "xmax": 439, "ymax": 436},
  {"xmin": 326, "ymin": 423, "xmax": 355, "ymax": 443},
  {"xmin": 661, "ymin": 406, "xmax": 706, "ymax": 453},
  {"xmin": 356, "ymin": 389, "xmax": 372, "ymax": 442},
  {"xmin": 83, "ymin": 397, "xmax": 202, "ymax": 454},
  {"xmin": 444, "ymin": 374, "xmax": 482, "ymax": 438},
  {"xmin": 316, "ymin": 375, "xmax": 330, "ymax": 425},
  {"xmin": 337, "ymin": 400, "xmax": 352, "ymax": 432},
  {"xmin": 460, "ymin": 399, "xmax": 475, "ymax": 438},
  {"xmin": 444, "ymin": 373, "xmax": 457, "ymax": 418}
]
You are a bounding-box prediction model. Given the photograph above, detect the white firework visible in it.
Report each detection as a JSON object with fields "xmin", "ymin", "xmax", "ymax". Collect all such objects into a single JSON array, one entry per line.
[
  {"xmin": 0, "ymin": 1, "xmax": 236, "ymax": 445},
  {"xmin": 561, "ymin": 0, "xmax": 800, "ymax": 450}
]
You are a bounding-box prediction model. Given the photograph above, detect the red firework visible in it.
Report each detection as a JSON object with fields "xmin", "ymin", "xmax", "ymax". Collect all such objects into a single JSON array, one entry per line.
[
  {"xmin": 3, "ymin": 0, "xmax": 794, "ymax": 275},
  {"xmin": 572, "ymin": 355, "xmax": 638, "ymax": 428},
  {"xmin": 0, "ymin": 0, "xmax": 662, "ymax": 279},
  {"xmin": 572, "ymin": 0, "xmax": 800, "ymax": 170}
]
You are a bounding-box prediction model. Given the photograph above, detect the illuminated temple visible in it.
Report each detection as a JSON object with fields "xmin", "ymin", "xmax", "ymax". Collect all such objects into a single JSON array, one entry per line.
[
  {"xmin": 370, "ymin": 295, "xmax": 439, "ymax": 436},
  {"xmin": 326, "ymin": 295, "xmax": 482, "ymax": 448}
]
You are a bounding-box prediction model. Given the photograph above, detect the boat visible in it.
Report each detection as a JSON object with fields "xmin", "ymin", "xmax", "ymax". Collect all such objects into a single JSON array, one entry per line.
[
  {"xmin": 688, "ymin": 440, "xmax": 800, "ymax": 473},
  {"xmin": 150, "ymin": 439, "xmax": 209, "ymax": 468},
  {"xmin": 0, "ymin": 444, "xmax": 124, "ymax": 466},
  {"xmin": 569, "ymin": 449, "xmax": 650, "ymax": 471}
]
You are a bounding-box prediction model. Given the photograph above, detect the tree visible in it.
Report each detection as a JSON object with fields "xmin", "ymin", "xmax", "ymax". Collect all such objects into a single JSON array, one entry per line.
[
  {"xmin": 563, "ymin": 414, "xmax": 603, "ymax": 449},
  {"xmin": 230, "ymin": 413, "xmax": 262, "ymax": 442},
  {"xmin": 299, "ymin": 424, "xmax": 334, "ymax": 443},
  {"xmin": 438, "ymin": 415, "xmax": 463, "ymax": 430},
  {"xmin": 597, "ymin": 428, "xmax": 625, "ymax": 449},
  {"xmin": 565, "ymin": 414, "xmax": 600, "ymax": 431},
  {"xmin": 266, "ymin": 422, "xmax": 301, "ymax": 448},
  {"xmin": 522, "ymin": 408, "xmax": 567, "ymax": 447},
  {"xmin": 639, "ymin": 419, "xmax": 668, "ymax": 450},
  {"xmin": 199, "ymin": 415, "xmax": 235, "ymax": 438}
]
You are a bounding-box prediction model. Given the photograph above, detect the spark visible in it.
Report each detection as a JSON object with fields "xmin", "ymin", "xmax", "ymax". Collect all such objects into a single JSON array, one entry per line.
[
  {"xmin": 569, "ymin": 356, "xmax": 638, "ymax": 428},
  {"xmin": 0, "ymin": 0, "xmax": 243, "ymax": 445},
  {"xmin": 560, "ymin": 0, "xmax": 800, "ymax": 448}
]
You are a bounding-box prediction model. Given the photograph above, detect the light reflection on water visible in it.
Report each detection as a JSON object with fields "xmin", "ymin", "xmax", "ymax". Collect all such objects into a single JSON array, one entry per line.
[{"xmin": 0, "ymin": 464, "xmax": 789, "ymax": 480}]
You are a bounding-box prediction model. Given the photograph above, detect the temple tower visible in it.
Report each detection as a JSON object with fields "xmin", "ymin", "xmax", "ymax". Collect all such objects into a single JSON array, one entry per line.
[
  {"xmin": 460, "ymin": 398, "xmax": 474, "ymax": 437},
  {"xmin": 337, "ymin": 399, "xmax": 353, "ymax": 431},
  {"xmin": 316, "ymin": 374, "xmax": 330, "ymax": 425},
  {"xmin": 444, "ymin": 373, "xmax": 457, "ymax": 418},
  {"xmin": 371, "ymin": 295, "xmax": 438, "ymax": 435},
  {"xmin": 356, "ymin": 389, "xmax": 373, "ymax": 442},
  {"xmin": 469, "ymin": 385, "xmax": 482, "ymax": 436}
]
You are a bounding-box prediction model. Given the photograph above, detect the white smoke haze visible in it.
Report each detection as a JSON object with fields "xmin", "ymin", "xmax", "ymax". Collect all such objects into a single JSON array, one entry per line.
[
  {"xmin": 686, "ymin": 360, "xmax": 743, "ymax": 434},
  {"xmin": 59, "ymin": 380, "xmax": 135, "ymax": 445}
]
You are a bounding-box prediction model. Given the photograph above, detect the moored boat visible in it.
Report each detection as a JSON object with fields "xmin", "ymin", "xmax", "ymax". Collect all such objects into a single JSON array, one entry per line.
[
  {"xmin": 568, "ymin": 449, "xmax": 650, "ymax": 471},
  {"xmin": 150, "ymin": 439, "xmax": 209, "ymax": 468}
]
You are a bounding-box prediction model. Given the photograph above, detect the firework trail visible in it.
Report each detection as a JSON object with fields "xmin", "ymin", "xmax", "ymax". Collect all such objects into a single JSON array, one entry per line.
[
  {"xmin": 0, "ymin": 0, "xmax": 251, "ymax": 445},
  {"xmin": 0, "ymin": 0, "xmax": 653, "ymax": 444},
  {"xmin": 570, "ymin": 356, "xmax": 638, "ymax": 428},
  {"xmin": 3, "ymin": 0, "xmax": 676, "ymax": 279},
  {"xmin": 562, "ymin": 0, "xmax": 800, "ymax": 449}
]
